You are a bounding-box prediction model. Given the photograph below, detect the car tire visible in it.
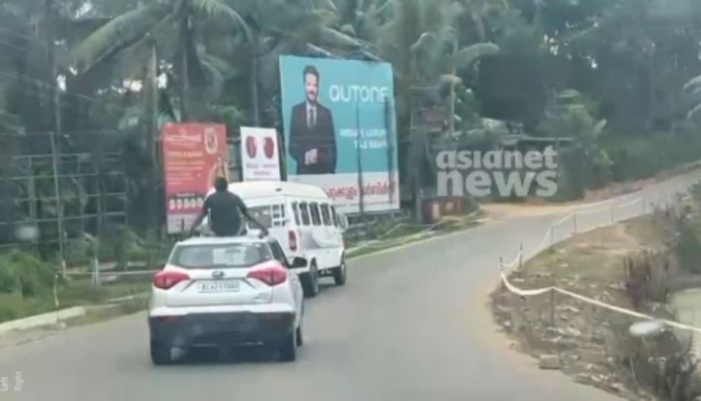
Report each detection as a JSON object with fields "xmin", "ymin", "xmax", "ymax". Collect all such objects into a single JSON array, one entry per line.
[
  {"xmin": 301, "ymin": 262, "xmax": 319, "ymax": 298},
  {"xmin": 332, "ymin": 258, "xmax": 347, "ymax": 286},
  {"xmin": 296, "ymin": 324, "xmax": 303, "ymax": 347},
  {"xmin": 278, "ymin": 329, "xmax": 297, "ymax": 362},
  {"xmin": 150, "ymin": 339, "xmax": 173, "ymax": 365}
]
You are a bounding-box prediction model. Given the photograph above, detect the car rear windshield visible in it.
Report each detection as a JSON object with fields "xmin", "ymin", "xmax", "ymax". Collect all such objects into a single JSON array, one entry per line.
[{"xmin": 168, "ymin": 243, "xmax": 274, "ymax": 269}]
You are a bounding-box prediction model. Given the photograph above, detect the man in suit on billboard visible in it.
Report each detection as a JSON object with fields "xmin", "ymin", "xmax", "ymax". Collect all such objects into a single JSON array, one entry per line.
[{"xmin": 288, "ymin": 65, "xmax": 337, "ymax": 175}]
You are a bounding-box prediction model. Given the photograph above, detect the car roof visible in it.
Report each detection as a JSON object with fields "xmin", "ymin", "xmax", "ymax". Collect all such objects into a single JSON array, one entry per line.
[
  {"xmin": 206, "ymin": 180, "xmax": 329, "ymax": 200},
  {"xmin": 175, "ymin": 236, "xmax": 272, "ymax": 247}
]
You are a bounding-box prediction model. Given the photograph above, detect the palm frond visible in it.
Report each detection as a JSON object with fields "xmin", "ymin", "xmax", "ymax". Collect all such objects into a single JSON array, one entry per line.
[
  {"xmin": 452, "ymin": 42, "xmax": 499, "ymax": 71},
  {"xmin": 315, "ymin": 27, "xmax": 364, "ymax": 48},
  {"xmin": 191, "ymin": 0, "xmax": 252, "ymax": 40},
  {"xmin": 688, "ymin": 103, "xmax": 701, "ymax": 120},
  {"xmin": 202, "ymin": 54, "xmax": 241, "ymax": 79},
  {"xmin": 683, "ymin": 75, "xmax": 701, "ymax": 92},
  {"xmin": 69, "ymin": 4, "xmax": 172, "ymax": 74},
  {"xmin": 591, "ymin": 119, "xmax": 607, "ymax": 139},
  {"xmin": 63, "ymin": 17, "xmax": 113, "ymax": 48}
]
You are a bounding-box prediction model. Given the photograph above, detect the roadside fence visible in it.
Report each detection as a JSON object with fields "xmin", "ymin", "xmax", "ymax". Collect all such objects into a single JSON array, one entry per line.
[
  {"xmin": 498, "ymin": 191, "xmax": 701, "ymax": 338},
  {"xmin": 49, "ymin": 208, "xmax": 485, "ymax": 314}
]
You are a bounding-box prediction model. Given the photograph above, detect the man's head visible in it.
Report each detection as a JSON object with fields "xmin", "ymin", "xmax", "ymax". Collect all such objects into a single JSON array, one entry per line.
[
  {"xmin": 303, "ymin": 65, "xmax": 319, "ymax": 104},
  {"xmin": 214, "ymin": 177, "xmax": 228, "ymax": 192}
]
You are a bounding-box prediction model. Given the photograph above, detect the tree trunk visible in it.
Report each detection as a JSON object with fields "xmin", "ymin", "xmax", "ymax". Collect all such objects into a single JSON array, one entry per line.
[
  {"xmin": 45, "ymin": 0, "xmax": 61, "ymax": 138},
  {"xmin": 178, "ymin": 15, "xmax": 191, "ymax": 121},
  {"xmin": 448, "ymin": 34, "xmax": 457, "ymax": 135},
  {"xmin": 250, "ymin": 30, "xmax": 260, "ymax": 126}
]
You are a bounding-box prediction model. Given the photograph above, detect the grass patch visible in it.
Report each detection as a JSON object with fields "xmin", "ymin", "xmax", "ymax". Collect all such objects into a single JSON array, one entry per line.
[
  {"xmin": 0, "ymin": 280, "xmax": 150, "ymax": 324},
  {"xmin": 346, "ymin": 212, "xmax": 483, "ymax": 259},
  {"xmin": 66, "ymin": 299, "xmax": 148, "ymax": 327}
]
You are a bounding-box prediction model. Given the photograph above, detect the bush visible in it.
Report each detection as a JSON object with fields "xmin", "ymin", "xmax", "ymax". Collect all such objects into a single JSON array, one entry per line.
[
  {"xmin": 617, "ymin": 212, "xmax": 701, "ymax": 401},
  {"xmin": 0, "ymin": 250, "xmax": 55, "ymax": 298},
  {"xmin": 611, "ymin": 321, "xmax": 701, "ymax": 401},
  {"xmin": 653, "ymin": 196, "xmax": 701, "ymax": 274},
  {"xmin": 623, "ymin": 250, "xmax": 670, "ymax": 309},
  {"xmin": 604, "ymin": 130, "xmax": 701, "ymax": 183}
]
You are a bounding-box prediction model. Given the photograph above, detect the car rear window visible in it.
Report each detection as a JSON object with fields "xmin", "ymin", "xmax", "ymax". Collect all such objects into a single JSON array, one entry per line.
[
  {"xmin": 168, "ymin": 243, "xmax": 274, "ymax": 269},
  {"xmin": 246, "ymin": 206, "xmax": 273, "ymax": 228}
]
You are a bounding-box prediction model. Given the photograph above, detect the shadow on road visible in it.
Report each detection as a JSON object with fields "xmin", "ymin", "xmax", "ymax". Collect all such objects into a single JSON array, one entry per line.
[{"xmin": 160, "ymin": 282, "xmax": 337, "ymax": 366}]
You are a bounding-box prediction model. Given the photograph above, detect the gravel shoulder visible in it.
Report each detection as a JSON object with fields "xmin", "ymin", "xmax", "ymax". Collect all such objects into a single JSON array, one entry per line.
[{"xmin": 490, "ymin": 216, "xmax": 671, "ymax": 400}]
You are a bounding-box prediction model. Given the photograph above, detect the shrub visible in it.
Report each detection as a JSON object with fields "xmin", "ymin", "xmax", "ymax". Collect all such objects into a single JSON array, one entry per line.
[
  {"xmin": 623, "ymin": 250, "xmax": 670, "ymax": 309},
  {"xmin": 0, "ymin": 250, "xmax": 55, "ymax": 298}
]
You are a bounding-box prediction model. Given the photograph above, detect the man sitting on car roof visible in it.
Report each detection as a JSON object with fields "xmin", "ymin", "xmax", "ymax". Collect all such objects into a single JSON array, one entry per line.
[{"xmin": 188, "ymin": 177, "xmax": 269, "ymax": 238}]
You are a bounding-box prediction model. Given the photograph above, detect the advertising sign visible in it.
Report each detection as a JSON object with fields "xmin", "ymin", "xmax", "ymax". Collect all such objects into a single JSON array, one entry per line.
[
  {"xmin": 240, "ymin": 126, "xmax": 282, "ymax": 181},
  {"xmin": 161, "ymin": 123, "xmax": 228, "ymax": 233},
  {"xmin": 279, "ymin": 55, "xmax": 400, "ymax": 214}
]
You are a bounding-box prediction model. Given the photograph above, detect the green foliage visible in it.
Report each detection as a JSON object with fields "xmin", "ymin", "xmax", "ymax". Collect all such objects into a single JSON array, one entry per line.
[
  {"xmin": 656, "ymin": 198, "xmax": 701, "ymax": 274},
  {"xmin": 537, "ymin": 90, "xmax": 612, "ymax": 190},
  {"xmin": 623, "ymin": 250, "xmax": 670, "ymax": 309},
  {"xmin": 0, "ymin": 250, "xmax": 55, "ymax": 298},
  {"xmin": 604, "ymin": 130, "xmax": 701, "ymax": 182}
]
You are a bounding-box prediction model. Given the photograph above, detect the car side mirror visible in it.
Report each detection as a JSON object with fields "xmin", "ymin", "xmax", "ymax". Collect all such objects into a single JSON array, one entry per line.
[{"xmin": 290, "ymin": 257, "xmax": 307, "ymax": 268}]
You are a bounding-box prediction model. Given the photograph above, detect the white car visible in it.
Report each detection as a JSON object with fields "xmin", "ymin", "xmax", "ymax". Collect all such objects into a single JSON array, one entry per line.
[
  {"xmin": 199, "ymin": 181, "xmax": 349, "ymax": 298},
  {"xmin": 147, "ymin": 235, "xmax": 306, "ymax": 365}
]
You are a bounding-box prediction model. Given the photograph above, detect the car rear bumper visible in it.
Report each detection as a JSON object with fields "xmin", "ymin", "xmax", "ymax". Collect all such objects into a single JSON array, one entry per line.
[{"xmin": 149, "ymin": 311, "xmax": 296, "ymax": 347}]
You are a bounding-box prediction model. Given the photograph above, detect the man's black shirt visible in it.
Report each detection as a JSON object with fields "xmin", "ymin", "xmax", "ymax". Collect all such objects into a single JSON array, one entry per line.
[{"xmin": 203, "ymin": 190, "xmax": 248, "ymax": 236}]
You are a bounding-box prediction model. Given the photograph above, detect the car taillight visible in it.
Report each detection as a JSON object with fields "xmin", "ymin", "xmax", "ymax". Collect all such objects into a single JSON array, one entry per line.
[
  {"xmin": 153, "ymin": 270, "xmax": 189, "ymax": 290},
  {"xmin": 247, "ymin": 266, "xmax": 287, "ymax": 286},
  {"xmin": 288, "ymin": 230, "xmax": 297, "ymax": 251}
]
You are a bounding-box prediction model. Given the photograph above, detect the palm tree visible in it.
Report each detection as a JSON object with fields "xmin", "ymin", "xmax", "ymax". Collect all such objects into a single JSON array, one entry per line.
[
  {"xmin": 68, "ymin": 0, "xmax": 252, "ymax": 121},
  {"xmin": 378, "ymin": 0, "xmax": 501, "ymax": 134},
  {"xmin": 69, "ymin": 0, "xmax": 374, "ymax": 125}
]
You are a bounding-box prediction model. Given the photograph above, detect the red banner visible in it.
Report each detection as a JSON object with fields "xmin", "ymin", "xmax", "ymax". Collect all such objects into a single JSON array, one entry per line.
[{"xmin": 161, "ymin": 123, "xmax": 228, "ymax": 233}]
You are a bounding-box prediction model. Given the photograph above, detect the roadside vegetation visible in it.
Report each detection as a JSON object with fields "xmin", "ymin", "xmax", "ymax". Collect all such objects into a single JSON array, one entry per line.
[
  {"xmin": 2, "ymin": 0, "xmax": 701, "ymax": 325},
  {"xmin": 492, "ymin": 183, "xmax": 701, "ymax": 401}
]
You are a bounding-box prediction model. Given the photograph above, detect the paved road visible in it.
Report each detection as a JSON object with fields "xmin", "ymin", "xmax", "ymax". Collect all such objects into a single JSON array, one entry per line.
[{"xmin": 1, "ymin": 171, "xmax": 699, "ymax": 401}]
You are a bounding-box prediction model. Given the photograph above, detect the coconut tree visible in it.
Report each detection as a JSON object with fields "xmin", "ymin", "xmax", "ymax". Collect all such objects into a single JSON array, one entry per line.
[{"xmin": 68, "ymin": 0, "xmax": 250, "ymax": 121}]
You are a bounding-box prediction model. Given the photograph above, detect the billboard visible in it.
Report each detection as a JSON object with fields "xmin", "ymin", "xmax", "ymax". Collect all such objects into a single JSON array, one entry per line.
[
  {"xmin": 161, "ymin": 123, "xmax": 228, "ymax": 233},
  {"xmin": 279, "ymin": 55, "xmax": 400, "ymax": 214},
  {"xmin": 240, "ymin": 126, "xmax": 282, "ymax": 181}
]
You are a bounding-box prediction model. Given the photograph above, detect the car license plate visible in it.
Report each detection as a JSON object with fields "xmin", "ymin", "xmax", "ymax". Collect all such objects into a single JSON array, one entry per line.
[{"xmin": 197, "ymin": 280, "xmax": 239, "ymax": 293}]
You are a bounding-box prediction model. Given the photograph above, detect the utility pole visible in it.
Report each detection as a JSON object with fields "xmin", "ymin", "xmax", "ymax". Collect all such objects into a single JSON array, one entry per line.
[
  {"xmin": 144, "ymin": 36, "xmax": 160, "ymax": 234},
  {"xmin": 49, "ymin": 132, "xmax": 65, "ymax": 274},
  {"xmin": 46, "ymin": 0, "xmax": 66, "ymax": 273},
  {"xmin": 448, "ymin": 31, "xmax": 457, "ymax": 135},
  {"xmin": 355, "ymin": 103, "xmax": 365, "ymax": 219}
]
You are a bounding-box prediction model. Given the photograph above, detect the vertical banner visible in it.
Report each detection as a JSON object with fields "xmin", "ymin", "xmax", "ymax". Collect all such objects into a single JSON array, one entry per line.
[
  {"xmin": 279, "ymin": 55, "xmax": 400, "ymax": 214},
  {"xmin": 161, "ymin": 123, "xmax": 228, "ymax": 234},
  {"xmin": 240, "ymin": 126, "xmax": 282, "ymax": 181}
]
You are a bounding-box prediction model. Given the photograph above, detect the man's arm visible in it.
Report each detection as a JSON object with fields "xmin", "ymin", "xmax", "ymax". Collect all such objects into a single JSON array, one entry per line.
[
  {"xmin": 319, "ymin": 107, "xmax": 337, "ymax": 174},
  {"xmin": 288, "ymin": 105, "xmax": 307, "ymax": 166},
  {"xmin": 188, "ymin": 197, "xmax": 210, "ymax": 235},
  {"xmin": 233, "ymin": 195, "xmax": 268, "ymax": 235}
]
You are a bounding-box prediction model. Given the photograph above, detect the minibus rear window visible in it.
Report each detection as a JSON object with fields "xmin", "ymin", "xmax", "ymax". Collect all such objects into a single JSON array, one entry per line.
[
  {"xmin": 299, "ymin": 202, "xmax": 311, "ymax": 226},
  {"xmin": 291, "ymin": 202, "xmax": 301, "ymax": 225},
  {"xmin": 310, "ymin": 203, "xmax": 322, "ymax": 226},
  {"xmin": 246, "ymin": 206, "xmax": 273, "ymax": 229},
  {"xmin": 320, "ymin": 204, "xmax": 332, "ymax": 226},
  {"xmin": 247, "ymin": 204, "xmax": 287, "ymax": 228}
]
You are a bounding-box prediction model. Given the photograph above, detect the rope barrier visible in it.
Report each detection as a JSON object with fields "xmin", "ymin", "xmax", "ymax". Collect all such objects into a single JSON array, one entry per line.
[{"xmin": 498, "ymin": 191, "xmax": 701, "ymax": 337}]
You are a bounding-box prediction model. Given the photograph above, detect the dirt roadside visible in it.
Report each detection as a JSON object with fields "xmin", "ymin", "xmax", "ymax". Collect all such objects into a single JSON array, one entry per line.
[
  {"xmin": 489, "ymin": 213, "xmax": 694, "ymax": 400},
  {"xmin": 482, "ymin": 162, "xmax": 701, "ymax": 220}
]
